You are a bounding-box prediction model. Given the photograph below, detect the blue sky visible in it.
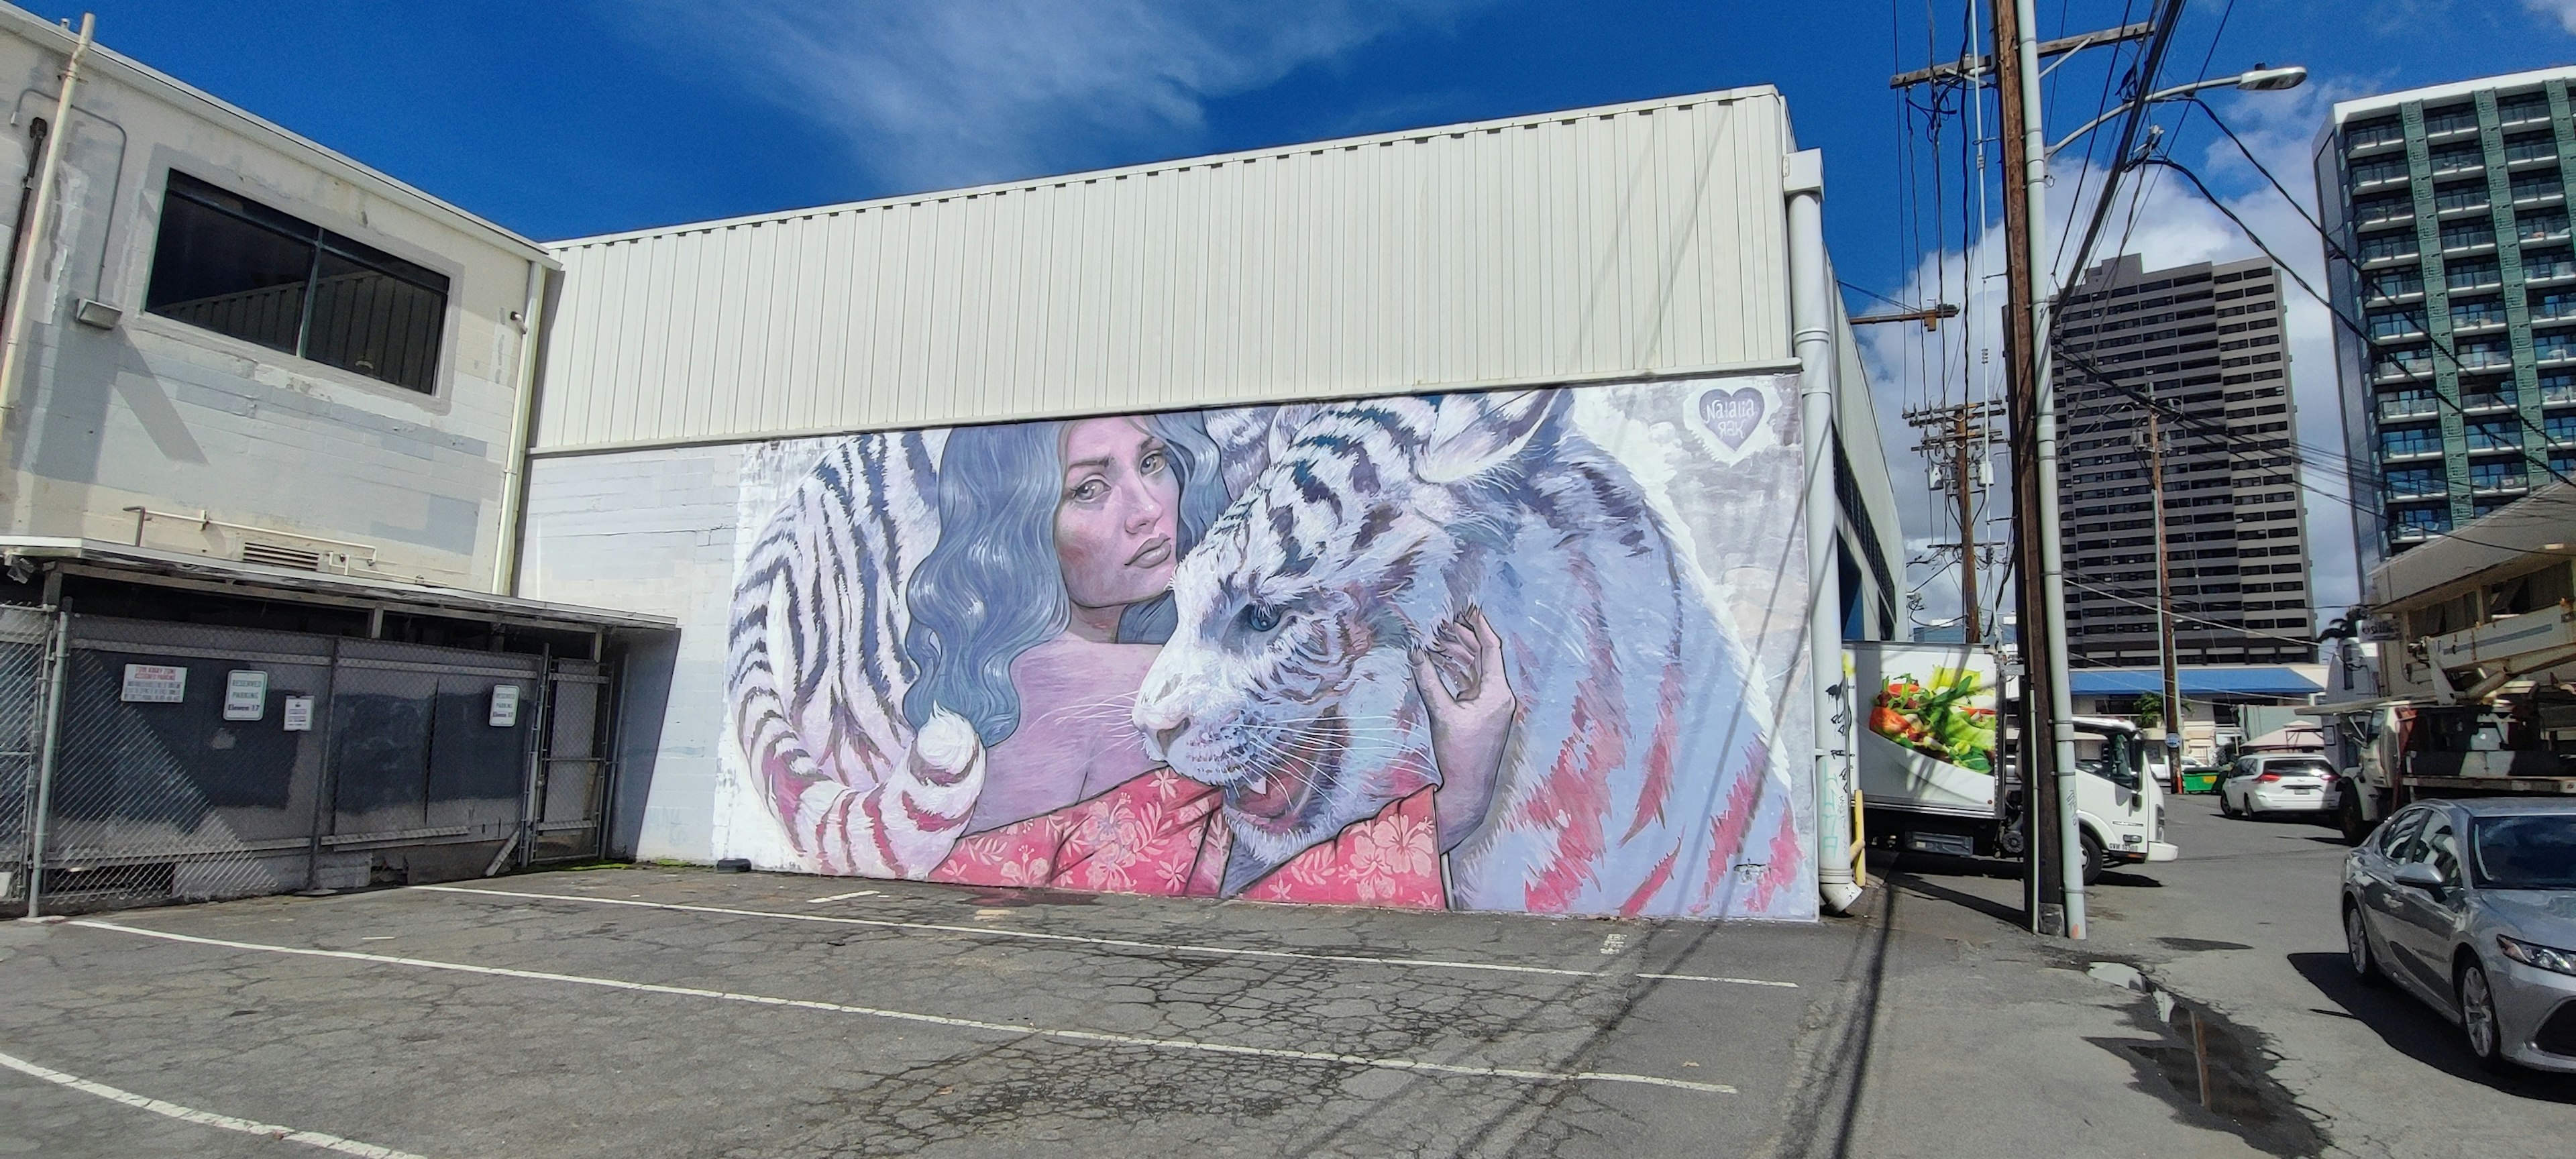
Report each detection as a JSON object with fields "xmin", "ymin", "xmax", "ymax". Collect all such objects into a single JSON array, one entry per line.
[
  {"xmin": 47, "ymin": 1, "xmax": 2569, "ymax": 289},
  {"xmin": 41, "ymin": 0, "xmax": 2576, "ymax": 623}
]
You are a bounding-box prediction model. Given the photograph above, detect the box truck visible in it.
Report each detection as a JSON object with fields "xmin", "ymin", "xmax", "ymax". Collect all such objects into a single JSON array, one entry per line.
[{"xmin": 1851, "ymin": 642, "xmax": 2177, "ymax": 884}]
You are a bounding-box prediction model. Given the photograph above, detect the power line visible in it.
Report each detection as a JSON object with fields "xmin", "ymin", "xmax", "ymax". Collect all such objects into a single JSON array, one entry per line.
[
  {"xmin": 2060, "ymin": 575, "xmax": 2322, "ymax": 643},
  {"xmin": 2135, "ymin": 156, "xmax": 2576, "ymax": 490}
]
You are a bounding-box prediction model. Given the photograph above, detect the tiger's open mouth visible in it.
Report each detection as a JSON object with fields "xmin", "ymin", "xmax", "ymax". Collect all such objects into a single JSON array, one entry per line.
[{"xmin": 1224, "ymin": 710, "xmax": 1346, "ymax": 835}]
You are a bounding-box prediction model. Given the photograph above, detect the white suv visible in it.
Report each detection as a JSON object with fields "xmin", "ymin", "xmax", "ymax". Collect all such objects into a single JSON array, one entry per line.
[{"xmin": 2220, "ymin": 753, "xmax": 2336, "ymax": 818}]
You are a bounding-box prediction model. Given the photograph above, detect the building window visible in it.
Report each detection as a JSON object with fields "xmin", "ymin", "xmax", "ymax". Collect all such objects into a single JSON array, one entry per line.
[
  {"xmin": 2506, "ymin": 133, "xmax": 2559, "ymax": 164},
  {"xmin": 2538, "ymin": 331, "xmax": 2576, "ymax": 364},
  {"xmin": 2526, "ymin": 246, "xmax": 2576, "ymax": 281},
  {"xmin": 144, "ymin": 171, "xmax": 447, "ymax": 393},
  {"xmin": 2467, "ymin": 419, "xmax": 2519, "ymax": 451},
  {"xmin": 2438, "ymin": 219, "xmax": 2496, "ymax": 251},
  {"xmin": 2499, "ymin": 93, "xmax": 2553, "ymax": 125},
  {"xmin": 2424, "ymin": 105, "xmax": 2481, "ymax": 136},
  {"xmin": 2469, "ymin": 461, "xmax": 2526, "ymax": 492},
  {"xmin": 2512, "ymin": 172, "xmax": 2566, "ymax": 204},
  {"xmin": 2519, "ymin": 209, "xmax": 2573, "ymax": 244},
  {"xmin": 2367, "ymin": 307, "xmax": 2427, "ymax": 339},
  {"xmin": 2394, "ymin": 505, "xmax": 2453, "ymax": 534},
  {"xmin": 2428, "ymin": 142, "xmax": 2485, "ymax": 174},
  {"xmin": 2432, "ymin": 182, "xmax": 2490, "ymax": 213},
  {"xmin": 2380, "ymin": 423, "xmax": 2442, "ymax": 456},
  {"xmin": 2356, "ymin": 191, "xmax": 2415, "ymax": 224},
  {"xmin": 2459, "ymin": 337, "xmax": 2515, "ymax": 370},
  {"xmin": 2365, "ymin": 270, "xmax": 2424, "ymax": 301},
  {"xmin": 2445, "ymin": 257, "xmax": 2502, "ymax": 291},
  {"xmin": 2357, "ymin": 231, "xmax": 2420, "ymax": 262},
  {"xmin": 2384, "ymin": 465, "xmax": 2444, "ymax": 498},
  {"xmin": 2348, "ymin": 117, "xmax": 2406, "ymax": 149},
  {"xmin": 2449, "ymin": 297, "xmax": 2506, "ymax": 329},
  {"xmin": 2548, "ymin": 413, "xmax": 2576, "ymax": 444},
  {"xmin": 2350, "ymin": 155, "xmax": 2410, "ymax": 185}
]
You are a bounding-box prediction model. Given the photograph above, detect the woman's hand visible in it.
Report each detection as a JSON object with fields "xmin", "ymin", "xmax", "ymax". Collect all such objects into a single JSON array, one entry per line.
[{"xmin": 1413, "ymin": 606, "xmax": 1517, "ymax": 852}]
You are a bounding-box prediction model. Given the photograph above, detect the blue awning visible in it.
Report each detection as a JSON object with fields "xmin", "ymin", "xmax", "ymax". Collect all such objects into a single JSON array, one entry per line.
[{"xmin": 2066, "ymin": 666, "xmax": 2323, "ymax": 698}]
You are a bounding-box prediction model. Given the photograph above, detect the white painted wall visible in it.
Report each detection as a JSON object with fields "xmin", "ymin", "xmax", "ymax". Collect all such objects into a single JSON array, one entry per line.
[{"xmin": 0, "ymin": 9, "xmax": 551, "ymax": 589}]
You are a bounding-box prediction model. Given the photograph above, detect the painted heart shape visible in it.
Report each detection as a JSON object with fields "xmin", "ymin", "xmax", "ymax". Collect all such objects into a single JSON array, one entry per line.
[{"xmin": 1698, "ymin": 386, "xmax": 1766, "ymax": 451}]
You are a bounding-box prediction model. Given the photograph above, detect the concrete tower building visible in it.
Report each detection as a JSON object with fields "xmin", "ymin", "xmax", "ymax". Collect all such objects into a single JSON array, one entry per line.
[
  {"xmin": 2316, "ymin": 68, "xmax": 2576, "ymax": 565},
  {"xmin": 2054, "ymin": 254, "xmax": 2317, "ymax": 667}
]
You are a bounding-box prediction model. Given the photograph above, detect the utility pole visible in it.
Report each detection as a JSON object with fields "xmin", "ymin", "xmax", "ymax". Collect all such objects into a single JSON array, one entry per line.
[
  {"xmin": 1905, "ymin": 400, "xmax": 2000, "ymax": 642},
  {"xmin": 1991, "ymin": 0, "xmax": 2081, "ymax": 938},
  {"xmin": 2147, "ymin": 408, "xmax": 2182, "ymax": 771},
  {"xmin": 1892, "ymin": 5, "xmax": 2150, "ymax": 938}
]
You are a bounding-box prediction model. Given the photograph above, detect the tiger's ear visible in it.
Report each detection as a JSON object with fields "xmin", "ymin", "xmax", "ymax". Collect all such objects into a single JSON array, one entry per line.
[{"xmin": 1417, "ymin": 390, "xmax": 1558, "ymax": 484}]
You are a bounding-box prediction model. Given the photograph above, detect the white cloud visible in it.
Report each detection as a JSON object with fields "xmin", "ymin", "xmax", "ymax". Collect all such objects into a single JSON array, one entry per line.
[
  {"xmin": 614, "ymin": 0, "xmax": 1478, "ymax": 190},
  {"xmin": 1858, "ymin": 78, "xmax": 2370, "ymax": 644},
  {"xmin": 2524, "ymin": 0, "xmax": 2576, "ymax": 35}
]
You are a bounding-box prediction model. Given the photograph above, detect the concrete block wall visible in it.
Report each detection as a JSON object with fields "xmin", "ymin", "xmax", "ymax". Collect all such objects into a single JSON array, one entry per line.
[{"xmin": 518, "ymin": 443, "xmax": 768, "ymax": 861}]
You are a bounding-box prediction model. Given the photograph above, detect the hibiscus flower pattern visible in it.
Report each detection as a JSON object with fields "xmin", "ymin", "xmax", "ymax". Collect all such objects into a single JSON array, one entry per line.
[{"xmin": 930, "ymin": 770, "xmax": 1442, "ymax": 908}]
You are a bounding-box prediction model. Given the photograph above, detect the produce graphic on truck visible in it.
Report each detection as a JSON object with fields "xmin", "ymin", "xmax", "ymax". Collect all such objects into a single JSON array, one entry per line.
[
  {"xmin": 1852, "ymin": 642, "xmax": 2175, "ymax": 885},
  {"xmin": 1868, "ymin": 668, "xmax": 1997, "ymax": 773}
]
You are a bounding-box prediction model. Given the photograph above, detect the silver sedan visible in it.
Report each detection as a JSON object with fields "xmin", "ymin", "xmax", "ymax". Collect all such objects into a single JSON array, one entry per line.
[{"xmin": 2341, "ymin": 797, "xmax": 2576, "ymax": 1072}]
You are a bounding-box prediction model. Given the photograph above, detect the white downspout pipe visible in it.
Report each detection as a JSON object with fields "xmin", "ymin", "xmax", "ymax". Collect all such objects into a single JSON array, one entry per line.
[
  {"xmin": 1786, "ymin": 148, "xmax": 1860, "ymax": 916},
  {"xmin": 0, "ymin": 13, "xmax": 95, "ymax": 440},
  {"xmin": 490, "ymin": 258, "xmax": 548, "ymax": 595}
]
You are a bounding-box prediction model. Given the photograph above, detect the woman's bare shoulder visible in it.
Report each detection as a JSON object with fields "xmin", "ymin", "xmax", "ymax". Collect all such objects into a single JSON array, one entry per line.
[{"xmin": 1009, "ymin": 635, "xmax": 1161, "ymax": 706}]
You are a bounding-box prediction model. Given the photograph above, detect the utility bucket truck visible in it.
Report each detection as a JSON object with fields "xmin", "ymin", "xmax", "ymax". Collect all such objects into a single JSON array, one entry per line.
[
  {"xmin": 1850, "ymin": 642, "xmax": 2176, "ymax": 885},
  {"xmin": 2310, "ymin": 602, "xmax": 2576, "ymax": 845}
]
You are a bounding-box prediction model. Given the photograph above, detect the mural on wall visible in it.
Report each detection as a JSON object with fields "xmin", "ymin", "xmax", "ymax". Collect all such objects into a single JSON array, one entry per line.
[{"xmin": 720, "ymin": 375, "xmax": 1816, "ymax": 919}]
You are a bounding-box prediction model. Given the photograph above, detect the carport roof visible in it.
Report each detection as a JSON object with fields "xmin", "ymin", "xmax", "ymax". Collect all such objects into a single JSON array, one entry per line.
[
  {"xmin": 0, "ymin": 537, "xmax": 675, "ymax": 633},
  {"xmin": 2067, "ymin": 665, "xmax": 2324, "ymax": 699}
]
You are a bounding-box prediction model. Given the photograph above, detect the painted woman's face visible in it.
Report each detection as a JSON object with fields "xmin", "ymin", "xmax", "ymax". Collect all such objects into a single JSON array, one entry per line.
[{"xmin": 1055, "ymin": 416, "xmax": 1181, "ymax": 613}]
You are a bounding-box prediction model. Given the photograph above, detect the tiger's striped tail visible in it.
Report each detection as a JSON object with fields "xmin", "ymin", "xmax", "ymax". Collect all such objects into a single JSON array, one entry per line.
[{"xmin": 727, "ymin": 433, "xmax": 970, "ymax": 877}]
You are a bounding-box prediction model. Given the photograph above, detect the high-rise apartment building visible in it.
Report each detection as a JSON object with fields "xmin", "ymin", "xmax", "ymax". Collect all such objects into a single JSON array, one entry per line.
[
  {"xmin": 2054, "ymin": 254, "xmax": 2316, "ymax": 667},
  {"xmin": 2316, "ymin": 68, "xmax": 2576, "ymax": 564}
]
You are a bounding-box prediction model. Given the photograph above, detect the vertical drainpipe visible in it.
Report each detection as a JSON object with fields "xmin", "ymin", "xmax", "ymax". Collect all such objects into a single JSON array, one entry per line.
[
  {"xmin": 491, "ymin": 258, "xmax": 548, "ymax": 596},
  {"xmin": 1786, "ymin": 148, "xmax": 1860, "ymax": 915},
  {"xmin": 0, "ymin": 14, "xmax": 95, "ymax": 441}
]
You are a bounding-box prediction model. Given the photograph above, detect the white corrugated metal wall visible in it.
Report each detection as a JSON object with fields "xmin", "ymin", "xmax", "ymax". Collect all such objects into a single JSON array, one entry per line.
[{"xmin": 533, "ymin": 87, "xmax": 1801, "ymax": 451}]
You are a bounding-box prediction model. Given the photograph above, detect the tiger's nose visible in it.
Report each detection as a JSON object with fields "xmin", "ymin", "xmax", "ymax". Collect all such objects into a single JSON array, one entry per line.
[{"xmin": 1152, "ymin": 718, "xmax": 1191, "ymax": 759}]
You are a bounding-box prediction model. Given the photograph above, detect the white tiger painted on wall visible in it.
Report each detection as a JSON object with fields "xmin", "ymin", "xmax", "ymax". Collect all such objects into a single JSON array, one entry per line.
[{"xmin": 1134, "ymin": 389, "xmax": 1806, "ymax": 917}]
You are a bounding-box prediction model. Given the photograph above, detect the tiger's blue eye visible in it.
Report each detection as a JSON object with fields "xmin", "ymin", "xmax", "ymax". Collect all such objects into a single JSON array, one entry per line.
[{"xmin": 1240, "ymin": 604, "xmax": 1280, "ymax": 632}]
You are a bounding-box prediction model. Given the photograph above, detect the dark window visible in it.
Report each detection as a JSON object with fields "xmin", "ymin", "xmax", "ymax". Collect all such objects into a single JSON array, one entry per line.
[{"xmin": 144, "ymin": 172, "xmax": 447, "ymax": 392}]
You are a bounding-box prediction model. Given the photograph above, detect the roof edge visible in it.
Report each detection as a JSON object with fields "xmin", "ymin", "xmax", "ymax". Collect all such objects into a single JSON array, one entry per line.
[
  {"xmin": 549, "ymin": 85, "xmax": 1787, "ymax": 250},
  {"xmin": 2327, "ymin": 64, "xmax": 2576, "ymax": 123}
]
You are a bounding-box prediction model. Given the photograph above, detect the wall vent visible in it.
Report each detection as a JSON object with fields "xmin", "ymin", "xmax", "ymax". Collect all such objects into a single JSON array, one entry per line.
[{"xmin": 241, "ymin": 541, "xmax": 324, "ymax": 571}]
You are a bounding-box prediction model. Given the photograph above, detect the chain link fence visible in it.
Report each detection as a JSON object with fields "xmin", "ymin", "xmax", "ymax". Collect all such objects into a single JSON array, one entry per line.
[
  {"xmin": 0, "ymin": 606, "xmax": 53, "ymax": 907},
  {"xmin": 8, "ymin": 609, "xmax": 612, "ymax": 917}
]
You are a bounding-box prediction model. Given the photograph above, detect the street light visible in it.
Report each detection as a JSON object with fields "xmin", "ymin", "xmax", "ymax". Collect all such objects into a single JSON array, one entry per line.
[{"xmin": 2048, "ymin": 64, "xmax": 2308, "ymax": 158}]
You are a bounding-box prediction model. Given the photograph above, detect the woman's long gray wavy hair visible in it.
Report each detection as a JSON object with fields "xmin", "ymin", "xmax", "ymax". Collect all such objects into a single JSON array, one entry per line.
[{"xmin": 900, "ymin": 410, "xmax": 1226, "ymax": 745}]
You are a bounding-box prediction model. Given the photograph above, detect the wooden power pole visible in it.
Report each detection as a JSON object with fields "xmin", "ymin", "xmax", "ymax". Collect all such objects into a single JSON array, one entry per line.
[
  {"xmin": 1990, "ymin": 0, "xmax": 2068, "ymax": 935},
  {"xmin": 1905, "ymin": 400, "xmax": 2000, "ymax": 642},
  {"xmin": 2147, "ymin": 408, "xmax": 2182, "ymax": 770}
]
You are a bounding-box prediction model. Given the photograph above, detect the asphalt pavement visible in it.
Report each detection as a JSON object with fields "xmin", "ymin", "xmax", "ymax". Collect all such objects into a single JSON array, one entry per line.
[{"xmin": 3, "ymin": 795, "xmax": 2566, "ymax": 1158}]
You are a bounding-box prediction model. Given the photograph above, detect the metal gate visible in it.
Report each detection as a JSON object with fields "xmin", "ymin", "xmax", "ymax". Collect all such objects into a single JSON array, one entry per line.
[{"xmin": 5, "ymin": 609, "xmax": 614, "ymax": 916}]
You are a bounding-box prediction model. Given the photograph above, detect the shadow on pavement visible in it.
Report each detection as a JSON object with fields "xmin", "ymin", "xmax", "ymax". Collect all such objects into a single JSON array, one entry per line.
[{"xmin": 2288, "ymin": 952, "xmax": 2576, "ymax": 1104}]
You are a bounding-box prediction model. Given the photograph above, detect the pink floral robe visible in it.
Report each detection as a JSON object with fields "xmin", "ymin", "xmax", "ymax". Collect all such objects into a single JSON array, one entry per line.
[{"xmin": 928, "ymin": 769, "xmax": 1445, "ymax": 908}]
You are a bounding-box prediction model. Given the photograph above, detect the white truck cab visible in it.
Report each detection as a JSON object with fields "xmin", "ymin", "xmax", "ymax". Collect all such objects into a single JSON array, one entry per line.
[{"xmin": 2067, "ymin": 716, "xmax": 2180, "ymax": 880}]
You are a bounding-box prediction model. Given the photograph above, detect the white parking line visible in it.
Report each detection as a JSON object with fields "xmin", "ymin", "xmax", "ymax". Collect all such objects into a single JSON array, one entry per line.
[
  {"xmin": 68, "ymin": 920, "xmax": 1734, "ymax": 1097},
  {"xmin": 806, "ymin": 889, "xmax": 881, "ymax": 903},
  {"xmin": 413, "ymin": 885, "xmax": 1801, "ymax": 989},
  {"xmin": 0, "ymin": 1046, "xmax": 425, "ymax": 1158}
]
